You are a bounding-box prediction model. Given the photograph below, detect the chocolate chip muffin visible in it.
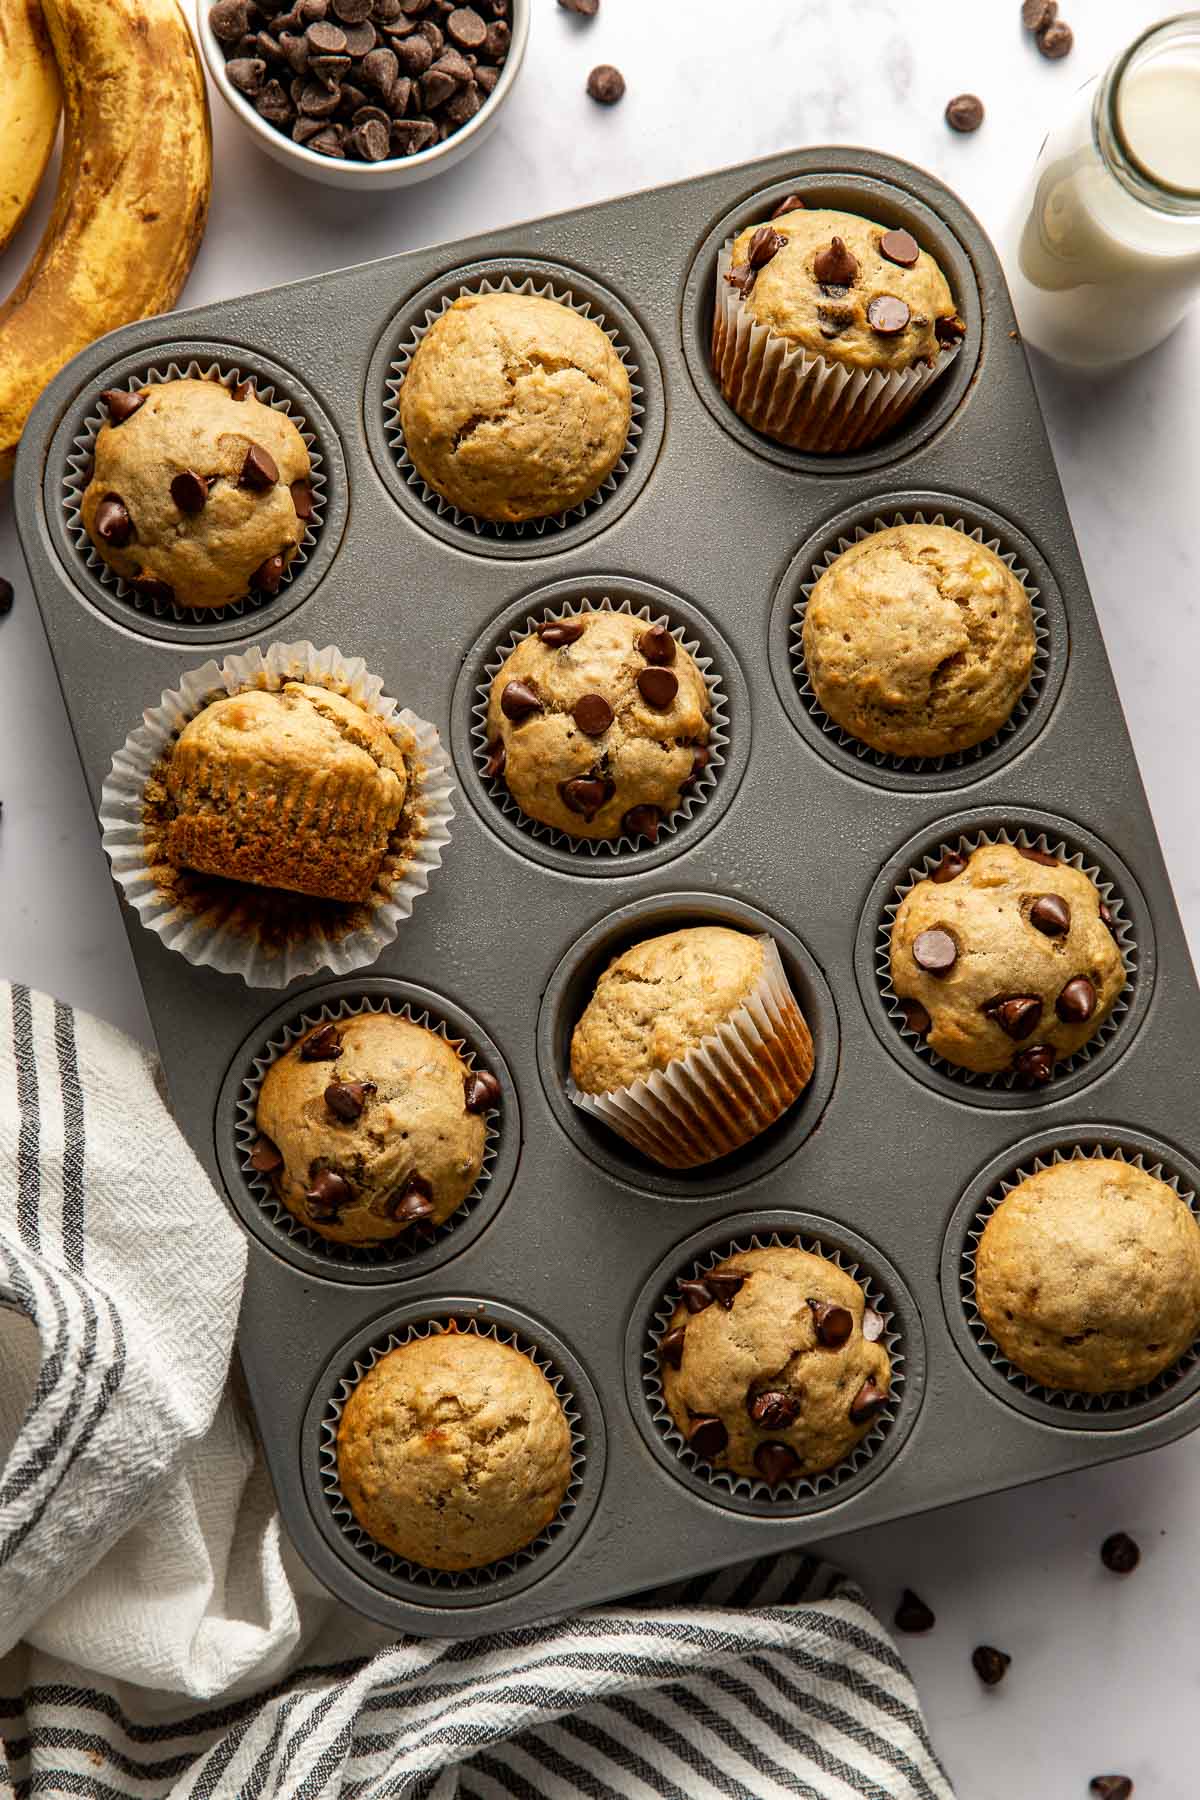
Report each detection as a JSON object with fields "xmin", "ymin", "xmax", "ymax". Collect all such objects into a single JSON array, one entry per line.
[
  {"xmin": 975, "ymin": 1158, "xmax": 1200, "ymax": 1392},
  {"xmin": 802, "ymin": 524, "xmax": 1036, "ymax": 758},
  {"xmin": 484, "ymin": 611, "xmax": 712, "ymax": 842},
  {"xmin": 81, "ymin": 378, "xmax": 313, "ymax": 610},
  {"xmin": 659, "ymin": 1246, "xmax": 892, "ymax": 1484},
  {"xmin": 165, "ymin": 683, "xmax": 411, "ymax": 902},
  {"xmin": 569, "ymin": 925, "xmax": 814, "ymax": 1168},
  {"xmin": 336, "ymin": 1329, "xmax": 573, "ymax": 1571},
  {"xmin": 890, "ymin": 842, "xmax": 1125, "ymax": 1082},
  {"xmin": 253, "ymin": 1011, "xmax": 497, "ymax": 1246},
  {"xmin": 397, "ymin": 292, "xmax": 632, "ymax": 524}
]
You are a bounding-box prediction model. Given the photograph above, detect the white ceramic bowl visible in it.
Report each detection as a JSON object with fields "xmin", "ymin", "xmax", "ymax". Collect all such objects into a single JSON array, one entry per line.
[{"xmin": 197, "ymin": 0, "xmax": 529, "ymax": 191}]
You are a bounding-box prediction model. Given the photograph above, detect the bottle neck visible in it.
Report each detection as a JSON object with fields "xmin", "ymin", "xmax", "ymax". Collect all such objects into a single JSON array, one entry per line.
[{"xmin": 1094, "ymin": 13, "xmax": 1200, "ymax": 220}]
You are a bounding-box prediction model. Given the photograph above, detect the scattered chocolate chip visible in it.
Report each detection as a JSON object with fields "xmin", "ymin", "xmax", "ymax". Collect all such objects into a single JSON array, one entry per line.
[
  {"xmin": 1014, "ymin": 1043, "xmax": 1056, "ymax": 1085},
  {"xmin": 1019, "ymin": 845, "xmax": 1060, "ymax": 867},
  {"xmin": 252, "ymin": 552, "xmax": 287, "ymax": 594},
  {"xmin": 300, "ymin": 1022, "xmax": 343, "ymax": 1061},
  {"xmin": 748, "ymin": 1389, "xmax": 800, "ymax": 1429},
  {"xmin": 637, "ymin": 667, "xmax": 679, "ymax": 710},
  {"xmin": 102, "ymin": 387, "xmax": 146, "ymax": 423},
  {"xmin": 972, "ymin": 1645, "xmax": 1011, "ymax": 1686},
  {"xmin": 1089, "ymin": 1782, "xmax": 1133, "ymax": 1800},
  {"xmin": 306, "ymin": 1168, "xmax": 352, "ymax": 1217},
  {"xmin": 678, "ymin": 1279, "xmax": 714, "ymax": 1314},
  {"xmin": 813, "ymin": 235, "xmax": 859, "ymax": 288},
  {"xmin": 705, "ymin": 1272, "xmax": 745, "ymax": 1309},
  {"xmin": 560, "ymin": 776, "xmax": 613, "ymax": 820},
  {"xmin": 170, "ymin": 470, "xmax": 209, "ymax": 515},
  {"xmin": 808, "ymin": 1299, "xmax": 854, "ymax": 1348},
  {"xmin": 1100, "ymin": 1531, "xmax": 1140, "ymax": 1575},
  {"xmin": 228, "ymin": 54, "xmax": 268, "ymax": 93},
  {"xmin": 573, "ymin": 693, "xmax": 614, "ymax": 737},
  {"xmin": 1022, "ymin": 0, "xmax": 1056, "ymax": 28},
  {"xmin": 849, "ymin": 1379, "xmax": 889, "ymax": 1424},
  {"xmin": 500, "ymin": 678, "xmax": 541, "ymax": 723},
  {"xmin": 772, "ymin": 193, "xmax": 806, "ymax": 217},
  {"xmin": 558, "ymin": 0, "xmax": 598, "ymax": 12},
  {"xmin": 867, "ymin": 294, "xmax": 911, "ymax": 335},
  {"xmin": 484, "ymin": 738, "xmax": 505, "ymax": 779},
  {"xmin": 747, "ymin": 224, "xmax": 786, "ymax": 270},
  {"xmin": 898, "ymin": 998, "xmax": 932, "ymax": 1035},
  {"xmin": 463, "ymin": 1069, "xmax": 501, "ymax": 1113},
  {"xmin": 538, "ymin": 617, "xmax": 586, "ymax": 647},
  {"xmin": 1030, "ymin": 893, "xmax": 1071, "ymax": 936},
  {"xmin": 894, "ymin": 1589, "xmax": 935, "ymax": 1634},
  {"xmin": 390, "ymin": 1173, "xmax": 435, "ymax": 1224},
  {"xmin": 753, "ymin": 1441, "xmax": 801, "ymax": 1486},
  {"xmin": 862, "ymin": 1307, "xmax": 886, "ymax": 1343},
  {"xmin": 240, "ymin": 443, "xmax": 280, "ymax": 490},
  {"xmin": 932, "ymin": 851, "xmax": 967, "ymax": 883},
  {"xmin": 0, "ymin": 578, "xmax": 12, "ymax": 618},
  {"xmin": 132, "ymin": 575, "xmax": 175, "ymax": 605},
  {"xmin": 622, "ymin": 805, "xmax": 661, "ymax": 844},
  {"xmin": 945, "ymin": 92, "xmax": 985, "ymax": 132},
  {"xmin": 985, "ymin": 994, "xmax": 1044, "ymax": 1040},
  {"xmin": 879, "ymin": 227, "xmax": 920, "ymax": 268},
  {"xmin": 249, "ymin": 1135, "xmax": 284, "ymax": 1172},
  {"xmin": 912, "ymin": 928, "xmax": 957, "ymax": 975},
  {"xmin": 659, "ymin": 1325, "xmax": 686, "ymax": 1369},
  {"xmin": 291, "ymin": 479, "xmax": 315, "ymax": 521},
  {"xmin": 1056, "ymin": 975, "xmax": 1096, "ymax": 1023},
  {"xmin": 1037, "ymin": 19, "xmax": 1073, "ymax": 58},
  {"xmin": 687, "ymin": 1416, "xmax": 728, "ymax": 1460},
  {"xmin": 94, "ymin": 495, "xmax": 132, "ymax": 548},
  {"xmin": 587, "ymin": 63, "xmax": 624, "ymax": 103},
  {"xmin": 325, "ymin": 1079, "xmax": 370, "ymax": 1121},
  {"xmin": 638, "ymin": 623, "xmax": 677, "ymax": 665}
]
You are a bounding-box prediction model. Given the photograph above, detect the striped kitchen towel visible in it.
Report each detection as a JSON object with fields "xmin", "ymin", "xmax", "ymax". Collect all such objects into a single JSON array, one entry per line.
[{"xmin": 0, "ymin": 982, "xmax": 953, "ymax": 1799}]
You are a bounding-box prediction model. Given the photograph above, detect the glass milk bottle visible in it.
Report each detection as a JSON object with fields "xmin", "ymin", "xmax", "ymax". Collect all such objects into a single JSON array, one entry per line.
[{"xmin": 1004, "ymin": 13, "xmax": 1200, "ymax": 370}]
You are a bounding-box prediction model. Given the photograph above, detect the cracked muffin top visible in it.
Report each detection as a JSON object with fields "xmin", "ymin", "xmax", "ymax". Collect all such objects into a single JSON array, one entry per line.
[
  {"xmin": 336, "ymin": 1329, "xmax": 574, "ymax": 1570},
  {"xmin": 975, "ymin": 1158, "xmax": 1200, "ymax": 1393},
  {"xmin": 484, "ymin": 610, "xmax": 712, "ymax": 843},
  {"xmin": 397, "ymin": 292, "xmax": 633, "ymax": 524},
  {"xmin": 802, "ymin": 524, "xmax": 1036, "ymax": 759}
]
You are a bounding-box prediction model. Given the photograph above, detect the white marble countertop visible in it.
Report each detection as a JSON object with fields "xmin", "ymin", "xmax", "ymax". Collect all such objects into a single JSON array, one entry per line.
[{"xmin": 1, "ymin": 1, "xmax": 1196, "ymax": 1793}]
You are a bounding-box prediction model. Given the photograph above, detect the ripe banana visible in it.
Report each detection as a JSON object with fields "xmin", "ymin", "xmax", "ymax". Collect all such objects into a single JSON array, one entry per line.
[
  {"xmin": 0, "ymin": 0, "xmax": 61, "ymax": 255},
  {"xmin": 0, "ymin": 0, "xmax": 212, "ymax": 481}
]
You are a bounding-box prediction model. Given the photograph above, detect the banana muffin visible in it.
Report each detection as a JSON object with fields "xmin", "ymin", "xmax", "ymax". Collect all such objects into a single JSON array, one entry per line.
[
  {"xmin": 82, "ymin": 378, "xmax": 313, "ymax": 610},
  {"xmin": 569, "ymin": 925, "xmax": 814, "ymax": 1168},
  {"xmin": 397, "ymin": 292, "xmax": 632, "ymax": 524},
  {"xmin": 659, "ymin": 1246, "xmax": 892, "ymax": 1484},
  {"xmin": 484, "ymin": 611, "xmax": 712, "ymax": 842},
  {"xmin": 253, "ymin": 1011, "xmax": 496, "ymax": 1246},
  {"xmin": 802, "ymin": 524, "xmax": 1036, "ymax": 758},
  {"xmin": 336, "ymin": 1329, "xmax": 573, "ymax": 1570},
  {"xmin": 165, "ymin": 682, "xmax": 411, "ymax": 902},
  {"xmin": 975, "ymin": 1158, "xmax": 1200, "ymax": 1392},
  {"xmin": 890, "ymin": 842, "xmax": 1125, "ymax": 1083}
]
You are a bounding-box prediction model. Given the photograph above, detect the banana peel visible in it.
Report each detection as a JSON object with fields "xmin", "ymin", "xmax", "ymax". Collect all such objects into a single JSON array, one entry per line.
[{"xmin": 0, "ymin": 0, "xmax": 61, "ymax": 255}]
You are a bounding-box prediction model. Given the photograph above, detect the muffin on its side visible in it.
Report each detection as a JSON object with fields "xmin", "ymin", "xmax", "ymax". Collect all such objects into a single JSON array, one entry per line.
[
  {"xmin": 890, "ymin": 842, "xmax": 1125, "ymax": 1083},
  {"xmin": 165, "ymin": 682, "xmax": 410, "ymax": 902},
  {"xmin": 803, "ymin": 524, "xmax": 1036, "ymax": 759},
  {"xmin": 975, "ymin": 1159, "xmax": 1200, "ymax": 1392},
  {"xmin": 81, "ymin": 378, "xmax": 313, "ymax": 610},
  {"xmin": 254, "ymin": 1012, "xmax": 494, "ymax": 1246},
  {"xmin": 659, "ymin": 1246, "xmax": 892, "ymax": 1484},
  {"xmin": 485, "ymin": 610, "xmax": 712, "ymax": 842},
  {"xmin": 398, "ymin": 292, "xmax": 632, "ymax": 524},
  {"xmin": 336, "ymin": 1330, "xmax": 573, "ymax": 1571}
]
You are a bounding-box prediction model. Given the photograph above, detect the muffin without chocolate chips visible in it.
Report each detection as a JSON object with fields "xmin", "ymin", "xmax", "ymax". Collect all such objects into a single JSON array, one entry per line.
[
  {"xmin": 336, "ymin": 1329, "xmax": 573, "ymax": 1570},
  {"xmin": 81, "ymin": 378, "xmax": 313, "ymax": 610},
  {"xmin": 659, "ymin": 1246, "xmax": 892, "ymax": 1484}
]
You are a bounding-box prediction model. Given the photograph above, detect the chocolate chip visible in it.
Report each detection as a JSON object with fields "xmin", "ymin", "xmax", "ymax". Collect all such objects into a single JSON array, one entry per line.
[
  {"xmin": 484, "ymin": 738, "xmax": 505, "ymax": 779},
  {"xmin": 899, "ymin": 998, "xmax": 932, "ymax": 1035},
  {"xmin": 447, "ymin": 5, "xmax": 485, "ymax": 47},
  {"xmin": 390, "ymin": 1172, "xmax": 435, "ymax": 1224},
  {"xmin": 94, "ymin": 495, "xmax": 132, "ymax": 547},
  {"xmin": 879, "ymin": 228, "xmax": 920, "ymax": 268},
  {"xmin": 809, "ymin": 1299, "xmax": 854, "ymax": 1348},
  {"xmin": 1099, "ymin": 900, "xmax": 1118, "ymax": 935},
  {"xmin": 252, "ymin": 552, "xmax": 287, "ymax": 594},
  {"xmin": 586, "ymin": 63, "xmax": 624, "ymax": 103},
  {"xmin": 560, "ymin": 776, "xmax": 613, "ymax": 820},
  {"xmin": 1037, "ymin": 19, "xmax": 1073, "ymax": 58},
  {"xmin": 463, "ymin": 1069, "xmax": 501, "ymax": 1112},
  {"xmin": 306, "ymin": 1168, "xmax": 352, "ymax": 1217},
  {"xmin": 300, "ymin": 1022, "xmax": 343, "ymax": 1060},
  {"xmin": 945, "ymin": 92, "xmax": 985, "ymax": 132},
  {"xmin": 240, "ymin": 443, "xmax": 280, "ymax": 490},
  {"xmin": 131, "ymin": 575, "xmax": 175, "ymax": 605},
  {"xmin": 394, "ymin": 32, "xmax": 433, "ymax": 72},
  {"xmin": 538, "ymin": 617, "xmax": 585, "ymax": 647},
  {"xmin": 862, "ymin": 1307, "xmax": 886, "ymax": 1342},
  {"xmin": 986, "ymin": 995, "xmax": 1044, "ymax": 1040},
  {"xmin": 325, "ymin": 1079, "xmax": 370, "ymax": 1121},
  {"xmin": 1100, "ymin": 1531, "xmax": 1140, "ymax": 1575},
  {"xmin": 249, "ymin": 1135, "xmax": 284, "ymax": 1172},
  {"xmin": 867, "ymin": 294, "xmax": 911, "ymax": 335},
  {"xmin": 622, "ymin": 805, "xmax": 661, "ymax": 844},
  {"xmin": 227, "ymin": 55, "xmax": 268, "ymax": 92},
  {"xmin": 705, "ymin": 1272, "xmax": 744, "ymax": 1309},
  {"xmin": 361, "ymin": 44, "xmax": 399, "ymax": 86},
  {"xmin": 637, "ymin": 667, "xmax": 678, "ymax": 710},
  {"xmin": 772, "ymin": 194, "xmax": 806, "ymax": 217},
  {"xmin": 210, "ymin": 0, "xmax": 251, "ymax": 43},
  {"xmin": 754, "ymin": 1441, "xmax": 801, "ymax": 1486},
  {"xmin": 306, "ymin": 16, "xmax": 346, "ymax": 49},
  {"xmin": 932, "ymin": 850, "xmax": 967, "ymax": 883},
  {"xmin": 724, "ymin": 261, "xmax": 757, "ymax": 299},
  {"xmin": 305, "ymin": 123, "xmax": 345, "ymax": 154},
  {"xmin": 912, "ymin": 928, "xmax": 957, "ymax": 974},
  {"xmin": 353, "ymin": 115, "xmax": 391, "ymax": 157},
  {"xmin": 1021, "ymin": 0, "xmax": 1056, "ymax": 28},
  {"xmin": 170, "ymin": 470, "xmax": 209, "ymax": 515},
  {"xmin": 1056, "ymin": 975, "xmax": 1096, "ymax": 1023},
  {"xmin": 291, "ymin": 479, "xmax": 315, "ymax": 520},
  {"xmin": 935, "ymin": 313, "xmax": 967, "ymax": 345},
  {"xmin": 687, "ymin": 1416, "xmax": 727, "ymax": 1460},
  {"xmin": 972, "ymin": 1645, "xmax": 1011, "ymax": 1686},
  {"xmin": 659, "ymin": 1325, "xmax": 686, "ymax": 1370},
  {"xmin": 1019, "ymin": 845, "xmax": 1060, "ymax": 866},
  {"xmin": 573, "ymin": 693, "xmax": 614, "ymax": 737},
  {"xmin": 747, "ymin": 224, "xmax": 786, "ymax": 270},
  {"xmin": 481, "ymin": 25, "xmax": 507, "ymax": 62},
  {"xmin": 331, "ymin": 0, "xmax": 370, "ymax": 17},
  {"xmin": 678, "ymin": 1279, "xmax": 714, "ymax": 1314},
  {"xmin": 558, "ymin": 0, "xmax": 598, "ymax": 11},
  {"xmin": 441, "ymin": 74, "xmax": 483, "ymax": 121},
  {"xmin": 102, "ymin": 388, "xmax": 146, "ymax": 423},
  {"xmin": 684, "ymin": 746, "xmax": 710, "ymax": 788},
  {"xmin": 637, "ymin": 623, "xmax": 677, "ymax": 665},
  {"xmin": 309, "ymin": 50, "xmax": 350, "ymax": 84},
  {"xmin": 1089, "ymin": 1780, "xmax": 1133, "ymax": 1800},
  {"xmin": 1030, "ymin": 893, "xmax": 1071, "ymax": 936},
  {"xmin": 422, "ymin": 67, "xmax": 457, "ymax": 106},
  {"xmin": 391, "ymin": 118, "xmax": 438, "ymax": 153},
  {"xmin": 1014, "ymin": 1043, "xmax": 1056, "ymax": 1084},
  {"xmin": 341, "ymin": 22, "xmax": 375, "ymax": 55},
  {"xmin": 813, "ymin": 235, "xmax": 859, "ymax": 287},
  {"xmin": 0, "ymin": 578, "xmax": 12, "ymax": 618},
  {"xmin": 849, "ymin": 1379, "xmax": 889, "ymax": 1424},
  {"xmin": 748, "ymin": 1389, "xmax": 799, "ymax": 1429},
  {"xmin": 894, "ymin": 1589, "xmax": 935, "ymax": 1633},
  {"xmin": 500, "ymin": 678, "xmax": 541, "ymax": 723}
]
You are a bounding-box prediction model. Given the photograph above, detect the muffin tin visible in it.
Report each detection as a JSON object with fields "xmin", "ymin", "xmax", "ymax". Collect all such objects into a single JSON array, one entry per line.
[{"xmin": 15, "ymin": 148, "xmax": 1200, "ymax": 1637}]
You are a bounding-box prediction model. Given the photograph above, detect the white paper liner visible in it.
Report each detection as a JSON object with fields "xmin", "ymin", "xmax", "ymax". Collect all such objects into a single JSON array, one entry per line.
[
  {"xmin": 319, "ymin": 1315, "xmax": 586, "ymax": 1588},
  {"xmin": 961, "ymin": 1144, "xmax": 1200, "ymax": 1412},
  {"xmin": 644, "ymin": 1230, "xmax": 904, "ymax": 1502},
  {"xmin": 99, "ymin": 641, "xmax": 455, "ymax": 989},
  {"xmin": 712, "ymin": 242, "xmax": 961, "ymax": 454},
  {"xmin": 235, "ymin": 994, "xmax": 500, "ymax": 1266},
  {"xmin": 383, "ymin": 274, "xmax": 644, "ymax": 537},
  {"xmin": 568, "ymin": 936, "xmax": 814, "ymax": 1169},
  {"xmin": 471, "ymin": 595, "xmax": 729, "ymax": 856},
  {"xmin": 791, "ymin": 511, "xmax": 1049, "ymax": 772},
  {"xmin": 878, "ymin": 827, "xmax": 1136, "ymax": 1090},
  {"xmin": 62, "ymin": 359, "xmax": 328, "ymax": 624}
]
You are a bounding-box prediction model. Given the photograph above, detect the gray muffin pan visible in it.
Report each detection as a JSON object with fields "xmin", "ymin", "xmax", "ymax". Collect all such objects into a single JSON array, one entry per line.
[{"xmin": 15, "ymin": 149, "xmax": 1200, "ymax": 1637}]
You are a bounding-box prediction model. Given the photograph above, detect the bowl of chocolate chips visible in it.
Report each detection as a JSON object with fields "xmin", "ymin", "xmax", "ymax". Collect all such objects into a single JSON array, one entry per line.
[{"xmin": 200, "ymin": 0, "xmax": 528, "ymax": 189}]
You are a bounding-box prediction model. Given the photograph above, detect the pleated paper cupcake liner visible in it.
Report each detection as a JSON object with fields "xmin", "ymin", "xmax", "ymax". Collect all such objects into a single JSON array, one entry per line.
[
  {"xmin": 567, "ymin": 936, "xmax": 814, "ymax": 1169},
  {"xmin": 470, "ymin": 594, "xmax": 729, "ymax": 857},
  {"xmin": 63, "ymin": 358, "xmax": 328, "ymax": 624},
  {"xmin": 712, "ymin": 243, "xmax": 960, "ymax": 455},
  {"xmin": 644, "ymin": 1229, "xmax": 904, "ymax": 1503},
  {"xmin": 319, "ymin": 1314, "xmax": 586, "ymax": 1588},
  {"xmin": 99, "ymin": 641, "xmax": 455, "ymax": 989},
  {"xmin": 791, "ymin": 511, "xmax": 1049, "ymax": 773},
  {"xmin": 234, "ymin": 994, "xmax": 500, "ymax": 1268},
  {"xmin": 877, "ymin": 827, "xmax": 1137, "ymax": 1091},
  {"xmin": 383, "ymin": 273, "xmax": 644, "ymax": 538},
  {"xmin": 961, "ymin": 1143, "xmax": 1200, "ymax": 1413}
]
